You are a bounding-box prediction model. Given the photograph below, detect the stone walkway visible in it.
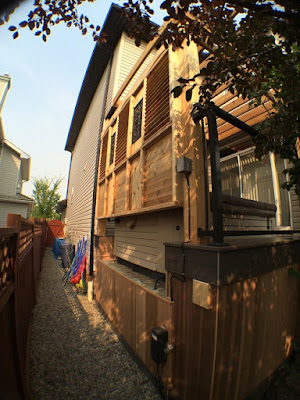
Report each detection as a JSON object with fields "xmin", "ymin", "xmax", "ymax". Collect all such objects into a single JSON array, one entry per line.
[{"xmin": 29, "ymin": 249, "xmax": 162, "ymax": 400}]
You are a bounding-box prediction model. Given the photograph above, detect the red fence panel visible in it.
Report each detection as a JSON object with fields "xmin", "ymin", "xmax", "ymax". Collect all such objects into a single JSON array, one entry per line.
[
  {"xmin": 0, "ymin": 228, "xmax": 23, "ymax": 399},
  {"xmin": 0, "ymin": 214, "xmax": 46, "ymax": 399},
  {"xmin": 46, "ymin": 219, "xmax": 64, "ymax": 247}
]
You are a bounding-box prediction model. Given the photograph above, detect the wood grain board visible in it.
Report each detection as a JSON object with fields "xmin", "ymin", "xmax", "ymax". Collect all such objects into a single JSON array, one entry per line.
[
  {"xmin": 130, "ymin": 156, "xmax": 142, "ymax": 210},
  {"xmin": 94, "ymin": 260, "xmax": 174, "ymax": 389},
  {"xmin": 144, "ymin": 133, "xmax": 172, "ymax": 207},
  {"xmin": 212, "ymin": 265, "xmax": 300, "ymax": 400},
  {"xmin": 114, "ymin": 167, "xmax": 126, "ymax": 214}
]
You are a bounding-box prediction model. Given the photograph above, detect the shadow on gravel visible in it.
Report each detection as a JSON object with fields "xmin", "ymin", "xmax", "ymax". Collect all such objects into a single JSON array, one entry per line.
[{"xmin": 29, "ymin": 249, "xmax": 162, "ymax": 400}]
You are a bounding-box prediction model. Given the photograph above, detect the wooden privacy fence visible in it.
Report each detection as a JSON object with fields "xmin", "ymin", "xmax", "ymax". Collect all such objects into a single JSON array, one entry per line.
[{"xmin": 0, "ymin": 214, "xmax": 46, "ymax": 399}]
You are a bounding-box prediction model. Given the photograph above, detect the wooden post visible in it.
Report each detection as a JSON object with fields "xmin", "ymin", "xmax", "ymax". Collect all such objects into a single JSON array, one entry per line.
[
  {"xmin": 169, "ymin": 43, "xmax": 208, "ymax": 243},
  {"xmin": 7, "ymin": 214, "xmax": 21, "ymax": 228},
  {"xmin": 207, "ymin": 108, "xmax": 224, "ymax": 244}
]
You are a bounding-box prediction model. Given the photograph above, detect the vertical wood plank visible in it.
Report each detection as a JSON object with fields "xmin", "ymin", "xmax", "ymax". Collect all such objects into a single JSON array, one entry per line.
[{"xmin": 169, "ymin": 43, "xmax": 207, "ymax": 243}]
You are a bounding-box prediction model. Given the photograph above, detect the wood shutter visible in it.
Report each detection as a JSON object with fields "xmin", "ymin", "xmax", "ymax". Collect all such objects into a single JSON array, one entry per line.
[
  {"xmin": 145, "ymin": 53, "xmax": 170, "ymax": 140},
  {"xmin": 116, "ymin": 102, "xmax": 129, "ymax": 166},
  {"xmin": 99, "ymin": 133, "xmax": 108, "ymax": 180}
]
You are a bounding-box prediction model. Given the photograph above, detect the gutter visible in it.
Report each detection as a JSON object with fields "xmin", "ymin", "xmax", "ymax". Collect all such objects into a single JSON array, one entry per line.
[{"xmin": 0, "ymin": 197, "xmax": 34, "ymax": 205}]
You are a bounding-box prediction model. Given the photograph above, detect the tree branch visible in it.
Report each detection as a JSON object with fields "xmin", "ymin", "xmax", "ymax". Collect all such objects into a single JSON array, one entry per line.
[{"xmin": 226, "ymin": 0, "xmax": 298, "ymax": 20}]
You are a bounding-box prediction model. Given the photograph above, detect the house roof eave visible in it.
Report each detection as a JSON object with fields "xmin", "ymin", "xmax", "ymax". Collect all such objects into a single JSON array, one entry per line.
[{"xmin": 64, "ymin": 4, "xmax": 126, "ymax": 153}]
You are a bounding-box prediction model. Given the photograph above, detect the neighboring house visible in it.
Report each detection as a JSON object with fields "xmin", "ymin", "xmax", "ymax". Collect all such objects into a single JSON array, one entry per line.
[
  {"xmin": 66, "ymin": 8, "xmax": 300, "ymax": 400},
  {"xmin": 56, "ymin": 198, "xmax": 67, "ymax": 223},
  {"xmin": 0, "ymin": 75, "xmax": 34, "ymax": 226},
  {"xmin": 64, "ymin": 4, "xmax": 157, "ymax": 271}
]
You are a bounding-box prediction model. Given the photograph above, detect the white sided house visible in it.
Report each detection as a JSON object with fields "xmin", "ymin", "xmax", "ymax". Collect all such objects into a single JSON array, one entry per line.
[
  {"xmin": 0, "ymin": 74, "xmax": 33, "ymax": 226},
  {"xmin": 67, "ymin": 7, "xmax": 300, "ymax": 400},
  {"xmin": 64, "ymin": 4, "xmax": 157, "ymax": 270}
]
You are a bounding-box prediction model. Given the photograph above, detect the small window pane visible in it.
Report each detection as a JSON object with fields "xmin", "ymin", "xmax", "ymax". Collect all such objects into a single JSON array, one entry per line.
[
  {"xmin": 109, "ymin": 133, "xmax": 115, "ymax": 165},
  {"xmin": 132, "ymin": 99, "xmax": 143, "ymax": 144},
  {"xmin": 275, "ymin": 155, "xmax": 290, "ymax": 226},
  {"xmin": 240, "ymin": 152, "xmax": 275, "ymax": 204},
  {"xmin": 220, "ymin": 157, "xmax": 240, "ymax": 197}
]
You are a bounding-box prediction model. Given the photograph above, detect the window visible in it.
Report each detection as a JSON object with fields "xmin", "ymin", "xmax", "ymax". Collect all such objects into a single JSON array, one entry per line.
[
  {"xmin": 132, "ymin": 99, "xmax": 143, "ymax": 144},
  {"xmin": 220, "ymin": 148, "xmax": 290, "ymax": 227},
  {"xmin": 109, "ymin": 132, "xmax": 116, "ymax": 166}
]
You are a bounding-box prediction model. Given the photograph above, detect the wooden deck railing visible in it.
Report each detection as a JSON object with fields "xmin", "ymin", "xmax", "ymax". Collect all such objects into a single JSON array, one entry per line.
[{"xmin": 0, "ymin": 214, "xmax": 47, "ymax": 399}]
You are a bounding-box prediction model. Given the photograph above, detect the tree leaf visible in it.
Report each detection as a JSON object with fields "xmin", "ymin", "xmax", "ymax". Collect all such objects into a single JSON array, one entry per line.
[
  {"xmin": 171, "ymin": 85, "xmax": 183, "ymax": 98},
  {"xmin": 9, "ymin": 26, "xmax": 17, "ymax": 31},
  {"xmin": 13, "ymin": 31, "xmax": 19, "ymax": 39},
  {"xmin": 186, "ymin": 88, "xmax": 193, "ymax": 102}
]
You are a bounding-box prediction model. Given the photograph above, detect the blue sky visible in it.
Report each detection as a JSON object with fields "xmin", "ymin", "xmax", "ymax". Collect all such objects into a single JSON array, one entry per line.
[{"xmin": 0, "ymin": 0, "xmax": 165, "ymax": 198}]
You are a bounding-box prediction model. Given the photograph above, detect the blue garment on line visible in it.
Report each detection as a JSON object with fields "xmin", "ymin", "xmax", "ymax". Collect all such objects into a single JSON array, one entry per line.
[{"xmin": 52, "ymin": 238, "xmax": 65, "ymax": 259}]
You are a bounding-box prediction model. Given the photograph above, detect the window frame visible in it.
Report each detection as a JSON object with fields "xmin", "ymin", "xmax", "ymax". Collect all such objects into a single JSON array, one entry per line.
[
  {"xmin": 106, "ymin": 122, "xmax": 117, "ymax": 175},
  {"xmin": 219, "ymin": 146, "xmax": 292, "ymax": 228},
  {"xmin": 127, "ymin": 85, "xmax": 145, "ymax": 157}
]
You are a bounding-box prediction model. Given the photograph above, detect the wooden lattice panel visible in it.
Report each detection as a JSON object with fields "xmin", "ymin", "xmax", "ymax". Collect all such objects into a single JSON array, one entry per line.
[
  {"xmin": 145, "ymin": 53, "xmax": 170, "ymax": 140},
  {"xmin": 19, "ymin": 228, "xmax": 33, "ymax": 256},
  {"xmin": 99, "ymin": 133, "xmax": 108, "ymax": 181},
  {"xmin": 116, "ymin": 102, "xmax": 130, "ymax": 166},
  {"xmin": 0, "ymin": 235, "xmax": 16, "ymax": 290},
  {"xmin": 203, "ymin": 88, "xmax": 275, "ymax": 142}
]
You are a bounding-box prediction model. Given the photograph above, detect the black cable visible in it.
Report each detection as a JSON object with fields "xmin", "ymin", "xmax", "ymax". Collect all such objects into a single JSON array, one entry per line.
[
  {"xmin": 185, "ymin": 173, "xmax": 191, "ymax": 242},
  {"xmin": 201, "ymin": 117, "xmax": 209, "ymax": 231}
]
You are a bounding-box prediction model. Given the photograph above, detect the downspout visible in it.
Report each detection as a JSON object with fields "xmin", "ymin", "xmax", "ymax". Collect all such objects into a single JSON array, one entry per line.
[
  {"xmin": 64, "ymin": 153, "xmax": 72, "ymax": 222},
  {"xmin": 89, "ymin": 52, "xmax": 114, "ymax": 284}
]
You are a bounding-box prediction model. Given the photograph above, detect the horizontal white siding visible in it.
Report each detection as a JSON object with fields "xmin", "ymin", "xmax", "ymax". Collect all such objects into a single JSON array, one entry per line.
[
  {"xmin": 104, "ymin": 39, "xmax": 122, "ymax": 117},
  {"xmin": 119, "ymin": 34, "xmax": 157, "ymax": 101},
  {"xmin": 115, "ymin": 209, "xmax": 183, "ymax": 273},
  {"xmin": 0, "ymin": 202, "xmax": 28, "ymax": 227},
  {"xmin": 105, "ymin": 32, "xmax": 157, "ymax": 110},
  {"xmin": 66, "ymin": 34, "xmax": 157, "ymax": 269},
  {"xmin": 65, "ymin": 65, "xmax": 111, "ymax": 265},
  {"xmin": 0, "ymin": 145, "xmax": 20, "ymax": 196}
]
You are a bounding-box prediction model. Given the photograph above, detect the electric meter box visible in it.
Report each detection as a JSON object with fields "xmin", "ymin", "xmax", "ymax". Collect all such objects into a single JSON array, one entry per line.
[
  {"xmin": 176, "ymin": 156, "xmax": 193, "ymax": 174},
  {"xmin": 151, "ymin": 327, "xmax": 168, "ymax": 364}
]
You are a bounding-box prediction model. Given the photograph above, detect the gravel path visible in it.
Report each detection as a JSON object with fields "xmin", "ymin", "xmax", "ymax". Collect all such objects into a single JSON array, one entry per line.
[{"xmin": 29, "ymin": 248, "xmax": 162, "ymax": 400}]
